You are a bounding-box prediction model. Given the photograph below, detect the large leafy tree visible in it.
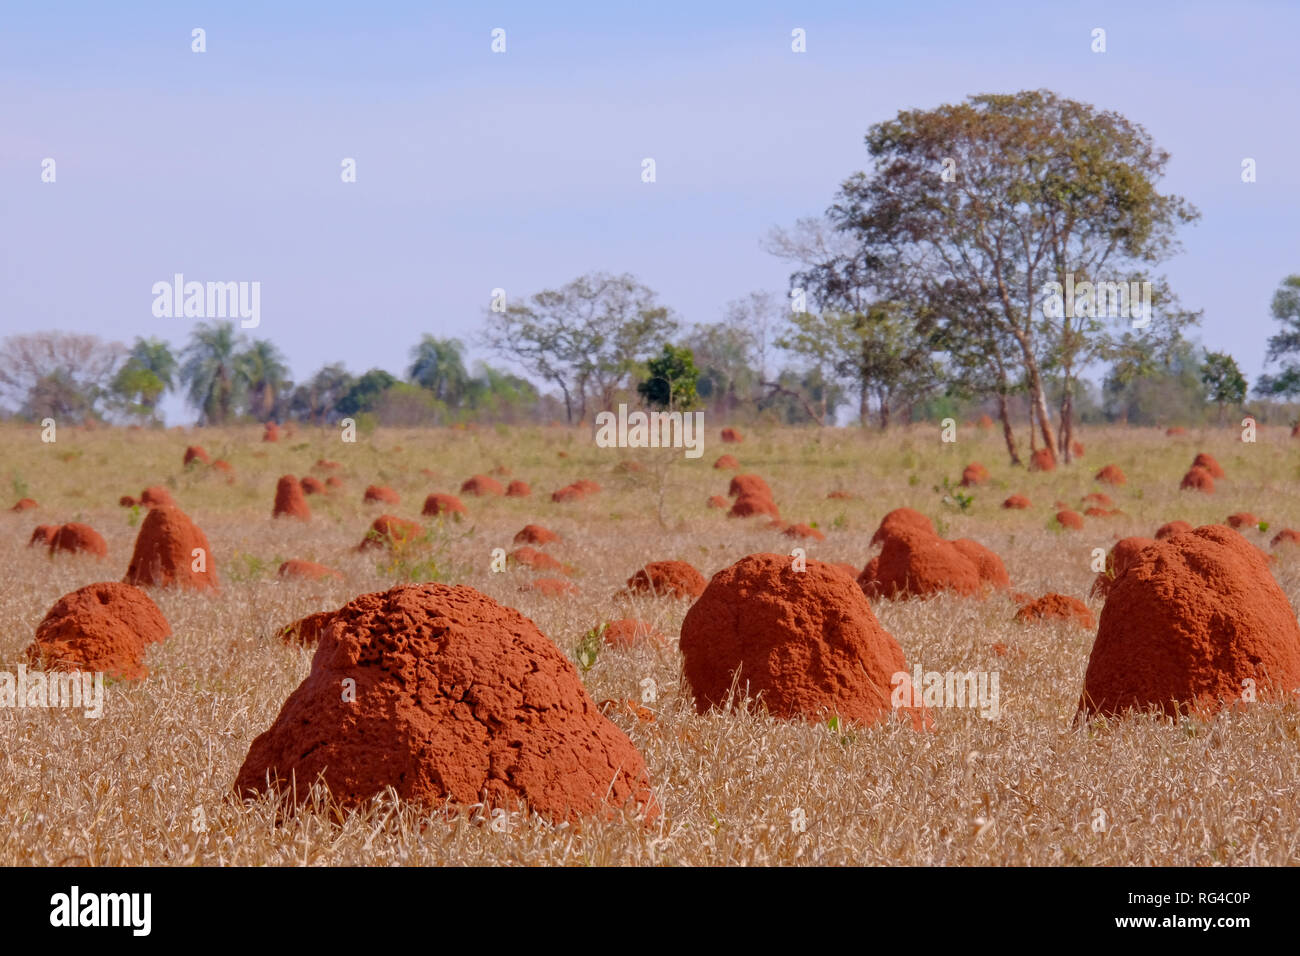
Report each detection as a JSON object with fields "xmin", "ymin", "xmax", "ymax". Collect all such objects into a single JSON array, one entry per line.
[
  {"xmin": 111, "ymin": 337, "xmax": 177, "ymax": 420},
  {"xmin": 236, "ymin": 339, "xmax": 290, "ymax": 421},
  {"xmin": 288, "ymin": 363, "xmax": 355, "ymax": 423},
  {"xmin": 1200, "ymin": 350, "xmax": 1247, "ymax": 420},
  {"xmin": 828, "ymin": 89, "xmax": 1199, "ymax": 463},
  {"xmin": 336, "ymin": 368, "xmax": 397, "ymax": 417},
  {"xmin": 484, "ymin": 272, "xmax": 678, "ymax": 422},
  {"xmin": 1255, "ymin": 274, "xmax": 1300, "ymax": 398},
  {"xmin": 637, "ymin": 344, "xmax": 700, "ymax": 410},
  {"xmin": 180, "ymin": 321, "xmax": 244, "ymax": 425},
  {"xmin": 408, "ymin": 335, "xmax": 471, "ymax": 404}
]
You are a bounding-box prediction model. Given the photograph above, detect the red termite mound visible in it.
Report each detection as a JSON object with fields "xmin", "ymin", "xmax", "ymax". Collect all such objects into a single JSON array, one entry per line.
[
  {"xmin": 528, "ymin": 577, "xmax": 580, "ymax": 597},
  {"xmin": 783, "ymin": 523, "xmax": 826, "ymax": 542},
  {"xmin": 26, "ymin": 581, "xmax": 170, "ymax": 681},
  {"xmin": 212, "ymin": 460, "xmax": 235, "ymax": 482},
  {"xmin": 977, "ymin": 414, "xmax": 994, "ymax": 429},
  {"xmin": 1272, "ymin": 528, "xmax": 1300, "ymax": 548},
  {"xmin": 1070, "ymin": 440, "xmax": 1085, "ymax": 458},
  {"xmin": 300, "ymin": 476, "xmax": 325, "ymax": 496},
  {"xmin": 506, "ymin": 480, "xmax": 531, "ymax": 498},
  {"xmin": 422, "ymin": 493, "xmax": 466, "ymax": 518},
  {"xmin": 510, "ymin": 547, "xmax": 567, "ymax": 574},
  {"xmin": 1082, "ymin": 492, "xmax": 1113, "ymax": 508},
  {"xmin": 720, "ymin": 428, "xmax": 744, "ymax": 444},
  {"xmin": 235, "ymin": 583, "xmax": 657, "ymax": 823},
  {"xmin": 681, "ymin": 553, "xmax": 929, "ymax": 729},
  {"xmin": 49, "ymin": 523, "xmax": 108, "ymax": 558},
  {"xmin": 119, "ymin": 496, "xmax": 137, "ymax": 508},
  {"xmin": 262, "ymin": 422, "xmax": 280, "ymax": 442},
  {"xmin": 273, "ymin": 475, "xmax": 311, "ymax": 520},
  {"xmin": 1002, "ymin": 495, "xmax": 1031, "ymax": 510},
  {"xmin": 11, "ymin": 498, "xmax": 38, "ymax": 512},
  {"xmin": 1028, "ymin": 448, "xmax": 1056, "ymax": 472},
  {"xmin": 728, "ymin": 494, "xmax": 781, "ymax": 519},
  {"xmin": 1155, "ymin": 520, "xmax": 1193, "ymax": 540},
  {"xmin": 315, "ymin": 459, "xmax": 341, "ymax": 472},
  {"xmin": 139, "ymin": 486, "xmax": 175, "ymax": 509},
  {"xmin": 513, "ymin": 524, "xmax": 559, "ymax": 546},
  {"xmin": 1192, "ymin": 453, "xmax": 1225, "ymax": 479},
  {"xmin": 1079, "ymin": 525, "xmax": 1300, "ymax": 718},
  {"xmin": 1014, "ymin": 593, "xmax": 1095, "ymax": 629},
  {"xmin": 184, "ymin": 445, "xmax": 210, "ymax": 467},
  {"xmin": 1166, "ymin": 426, "xmax": 1187, "ymax": 436},
  {"xmin": 869, "ymin": 508, "xmax": 935, "ymax": 546},
  {"xmin": 600, "ymin": 618, "xmax": 665, "ymax": 648},
  {"xmin": 460, "ymin": 474, "xmax": 505, "ymax": 497},
  {"xmin": 1226, "ymin": 512, "xmax": 1259, "ymax": 530},
  {"xmin": 625, "ymin": 560, "xmax": 707, "ymax": 600},
  {"xmin": 1180, "ymin": 467, "xmax": 1215, "ymax": 492},
  {"xmin": 551, "ymin": 481, "xmax": 597, "ymax": 503},
  {"xmin": 358, "ymin": 515, "xmax": 424, "ymax": 551},
  {"xmin": 728, "ymin": 475, "xmax": 772, "ymax": 499},
  {"xmin": 960, "ymin": 463, "xmax": 990, "ymax": 486},
  {"xmin": 827, "ymin": 490, "xmax": 854, "ymax": 500},
  {"xmin": 1094, "ymin": 464, "xmax": 1126, "ymax": 486},
  {"xmin": 707, "ymin": 495, "xmax": 728, "ymax": 509},
  {"xmin": 364, "ymin": 485, "xmax": 400, "ymax": 505},
  {"xmin": 325, "ymin": 475, "xmax": 344, "ymax": 491},
  {"xmin": 858, "ymin": 526, "xmax": 998, "ymax": 600},
  {"xmin": 713, "ymin": 455, "xmax": 740, "ymax": 470},
  {"xmin": 28, "ymin": 525, "xmax": 57, "ymax": 547},
  {"xmin": 124, "ymin": 506, "xmax": 219, "ymax": 591},
  {"xmin": 277, "ymin": 560, "xmax": 343, "ymax": 582},
  {"xmin": 950, "ymin": 538, "xmax": 1011, "ymax": 590},
  {"xmin": 1090, "ymin": 536, "xmax": 1158, "ymax": 599},
  {"xmin": 1055, "ymin": 509, "xmax": 1084, "ymax": 530}
]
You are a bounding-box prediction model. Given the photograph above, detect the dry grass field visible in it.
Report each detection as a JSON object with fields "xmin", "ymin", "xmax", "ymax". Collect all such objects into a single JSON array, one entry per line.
[{"xmin": 2, "ymin": 420, "xmax": 1300, "ymax": 866}]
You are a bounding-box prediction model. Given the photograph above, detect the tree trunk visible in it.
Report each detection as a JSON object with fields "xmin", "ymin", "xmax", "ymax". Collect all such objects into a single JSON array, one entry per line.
[
  {"xmin": 859, "ymin": 382, "xmax": 870, "ymax": 428},
  {"xmin": 878, "ymin": 393, "xmax": 889, "ymax": 430},
  {"xmin": 1058, "ymin": 378, "xmax": 1074, "ymax": 464},
  {"xmin": 996, "ymin": 390, "xmax": 1022, "ymax": 466}
]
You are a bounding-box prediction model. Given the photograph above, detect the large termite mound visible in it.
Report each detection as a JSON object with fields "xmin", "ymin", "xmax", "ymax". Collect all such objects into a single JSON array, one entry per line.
[
  {"xmin": 625, "ymin": 560, "xmax": 707, "ymax": 600},
  {"xmin": 49, "ymin": 523, "xmax": 108, "ymax": 558},
  {"xmin": 680, "ymin": 553, "xmax": 928, "ymax": 728},
  {"xmin": 25, "ymin": 581, "xmax": 170, "ymax": 681},
  {"xmin": 273, "ymin": 475, "xmax": 311, "ymax": 520},
  {"xmin": 235, "ymin": 584, "xmax": 657, "ymax": 823},
  {"xmin": 123, "ymin": 506, "xmax": 219, "ymax": 591},
  {"xmin": 1079, "ymin": 525, "xmax": 1300, "ymax": 718}
]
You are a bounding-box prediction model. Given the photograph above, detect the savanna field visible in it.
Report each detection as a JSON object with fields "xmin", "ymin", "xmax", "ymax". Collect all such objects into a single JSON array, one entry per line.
[{"xmin": 3, "ymin": 420, "xmax": 1300, "ymax": 866}]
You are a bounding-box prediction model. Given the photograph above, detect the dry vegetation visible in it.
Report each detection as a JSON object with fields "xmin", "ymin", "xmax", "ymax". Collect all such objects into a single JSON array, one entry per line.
[{"xmin": 2, "ymin": 420, "xmax": 1300, "ymax": 865}]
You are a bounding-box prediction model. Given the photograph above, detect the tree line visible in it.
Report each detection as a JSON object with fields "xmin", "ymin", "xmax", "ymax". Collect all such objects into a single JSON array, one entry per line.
[{"xmin": 3, "ymin": 89, "xmax": 1299, "ymax": 456}]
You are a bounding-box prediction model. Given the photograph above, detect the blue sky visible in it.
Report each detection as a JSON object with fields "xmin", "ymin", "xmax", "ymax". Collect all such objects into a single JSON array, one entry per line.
[{"xmin": 3, "ymin": 1, "xmax": 1297, "ymax": 423}]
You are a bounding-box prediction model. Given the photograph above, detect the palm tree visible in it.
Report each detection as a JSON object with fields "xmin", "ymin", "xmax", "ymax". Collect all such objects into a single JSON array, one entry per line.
[
  {"xmin": 180, "ymin": 321, "xmax": 243, "ymax": 425},
  {"xmin": 236, "ymin": 338, "xmax": 290, "ymax": 421},
  {"xmin": 408, "ymin": 335, "xmax": 470, "ymax": 405},
  {"xmin": 112, "ymin": 337, "xmax": 177, "ymax": 419}
]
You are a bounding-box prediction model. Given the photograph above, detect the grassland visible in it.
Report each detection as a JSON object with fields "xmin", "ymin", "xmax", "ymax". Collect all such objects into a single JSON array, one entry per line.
[{"xmin": 2, "ymin": 420, "xmax": 1299, "ymax": 865}]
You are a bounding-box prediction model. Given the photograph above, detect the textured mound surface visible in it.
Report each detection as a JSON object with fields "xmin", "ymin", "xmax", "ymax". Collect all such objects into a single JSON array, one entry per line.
[
  {"xmin": 1055, "ymin": 509, "xmax": 1084, "ymax": 530},
  {"xmin": 681, "ymin": 553, "xmax": 928, "ymax": 728},
  {"xmin": 364, "ymin": 485, "xmax": 400, "ymax": 505},
  {"xmin": 460, "ymin": 474, "xmax": 505, "ymax": 497},
  {"xmin": 273, "ymin": 475, "xmax": 311, "ymax": 520},
  {"xmin": 1090, "ymin": 536, "xmax": 1158, "ymax": 599},
  {"xmin": 625, "ymin": 560, "xmax": 707, "ymax": 599},
  {"xmin": 124, "ymin": 506, "xmax": 219, "ymax": 591},
  {"xmin": 1080, "ymin": 525, "xmax": 1300, "ymax": 718},
  {"xmin": 1192, "ymin": 453, "xmax": 1225, "ymax": 479},
  {"xmin": 234, "ymin": 584, "xmax": 658, "ymax": 823},
  {"xmin": 139, "ymin": 486, "xmax": 175, "ymax": 509},
  {"xmin": 26, "ymin": 582, "xmax": 170, "ymax": 680},
  {"xmin": 1014, "ymin": 593, "xmax": 1095, "ymax": 629},
  {"xmin": 422, "ymin": 494, "xmax": 467, "ymax": 518},
  {"xmin": 1180, "ymin": 467, "xmax": 1215, "ymax": 492},
  {"xmin": 49, "ymin": 523, "xmax": 108, "ymax": 558},
  {"xmin": 869, "ymin": 508, "xmax": 935, "ymax": 546},
  {"xmin": 858, "ymin": 526, "xmax": 982, "ymax": 600},
  {"xmin": 1156, "ymin": 520, "xmax": 1193, "ymax": 540}
]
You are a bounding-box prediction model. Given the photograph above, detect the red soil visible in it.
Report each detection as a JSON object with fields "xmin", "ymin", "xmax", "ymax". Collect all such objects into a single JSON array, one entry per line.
[
  {"xmin": 859, "ymin": 526, "xmax": 982, "ymax": 600},
  {"xmin": 49, "ymin": 523, "xmax": 108, "ymax": 558},
  {"xmin": 827, "ymin": 490, "xmax": 855, "ymax": 500},
  {"xmin": 1226, "ymin": 513, "xmax": 1259, "ymax": 530},
  {"xmin": 123, "ymin": 506, "xmax": 219, "ymax": 591},
  {"xmin": 720, "ymin": 428, "xmax": 744, "ymax": 443},
  {"xmin": 139, "ymin": 486, "xmax": 175, "ymax": 509},
  {"xmin": 422, "ymin": 493, "xmax": 467, "ymax": 518},
  {"xmin": 681, "ymin": 553, "xmax": 929, "ymax": 729},
  {"xmin": 505, "ymin": 480, "xmax": 531, "ymax": 498},
  {"xmin": 1271, "ymin": 529, "xmax": 1300, "ymax": 548},
  {"xmin": 26, "ymin": 581, "xmax": 170, "ymax": 681},
  {"xmin": 1028, "ymin": 448, "xmax": 1056, "ymax": 472},
  {"xmin": 528, "ymin": 577, "xmax": 580, "ymax": 597},
  {"xmin": 28, "ymin": 525, "xmax": 57, "ymax": 547},
  {"xmin": 1002, "ymin": 495, "xmax": 1031, "ymax": 510},
  {"xmin": 1014, "ymin": 593, "xmax": 1095, "ymax": 629},
  {"xmin": 119, "ymin": 496, "xmax": 137, "ymax": 507},
  {"xmin": 1155, "ymin": 520, "xmax": 1193, "ymax": 540},
  {"xmin": 1090, "ymin": 536, "xmax": 1158, "ymax": 599},
  {"xmin": 728, "ymin": 474, "xmax": 772, "ymax": 499},
  {"xmin": 1082, "ymin": 492, "xmax": 1113, "ymax": 508},
  {"xmin": 625, "ymin": 560, "xmax": 707, "ymax": 600},
  {"xmin": 300, "ymin": 476, "xmax": 325, "ymax": 495},
  {"xmin": 707, "ymin": 495, "xmax": 728, "ymax": 509},
  {"xmin": 1094, "ymin": 464, "xmax": 1126, "ymax": 486},
  {"xmin": 364, "ymin": 485, "xmax": 400, "ymax": 505},
  {"xmin": 1192, "ymin": 453, "xmax": 1225, "ymax": 479},
  {"xmin": 273, "ymin": 475, "xmax": 311, "ymax": 520},
  {"xmin": 1180, "ymin": 467, "xmax": 1215, "ymax": 492},
  {"xmin": 235, "ymin": 583, "xmax": 656, "ymax": 823},
  {"xmin": 262, "ymin": 422, "xmax": 280, "ymax": 442},
  {"xmin": 960, "ymin": 462, "xmax": 990, "ymax": 486},
  {"xmin": 510, "ymin": 547, "xmax": 567, "ymax": 574},
  {"xmin": 1080, "ymin": 525, "xmax": 1300, "ymax": 718},
  {"xmin": 460, "ymin": 474, "xmax": 505, "ymax": 497},
  {"xmin": 728, "ymin": 494, "xmax": 781, "ymax": 519},
  {"xmin": 513, "ymin": 524, "xmax": 559, "ymax": 545},
  {"xmin": 599, "ymin": 618, "xmax": 666, "ymax": 648},
  {"xmin": 184, "ymin": 445, "xmax": 210, "ymax": 467},
  {"xmin": 1055, "ymin": 509, "xmax": 1084, "ymax": 530},
  {"xmin": 1166, "ymin": 426, "xmax": 1187, "ymax": 436},
  {"xmin": 277, "ymin": 560, "xmax": 344, "ymax": 582},
  {"xmin": 10, "ymin": 498, "xmax": 37, "ymax": 512},
  {"xmin": 783, "ymin": 523, "xmax": 826, "ymax": 542},
  {"xmin": 713, "ymin": 455, "xmax": 740, "ymax": 470},
  {"xmin": 869, "ymin": 508, "xmax": 936, "ymax": 546}
]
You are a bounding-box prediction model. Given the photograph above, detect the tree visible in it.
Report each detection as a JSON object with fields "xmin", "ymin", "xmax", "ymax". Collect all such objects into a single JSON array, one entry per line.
[
  {"xmin": 236, "ymin": 339, "xmax": 290, "ymax": 421},
  {"xmin": 111, "ymin": 337, "xmax": 177, "ymax": 421},
  {"xmin": 1255, "ymin": 274, "xmax": 1300, "ymax": 398},
  {"xmin": 1200, "ymin": 351, "xmax": 1247, "ymax": 420},
  {"xmin": 828, "ymin": 89, "xmax": 1200, "ymax": 463},
  {"xmin": 484, "ymin": 272, "xmax": 678, "ymax": 422},
  {"xmin": 686, "ymin": 320, "xmax": 760, "ymax": 417},
  {"xmin": 288, "ymin": 363, "xmax": 355, "ymax": 424},
  {"xmin": 336, "ymin": 368, "xmax": 397, "ymax": 417},
  {"xmin": 180, "ymin": 321, "xmax": 244, "ymax": 425},
  {"xmin": 637, "ymin": 344, "xmax": 700, "ymax": 409},
  {"xmin": 408, "ymin": 336, "xmax": 471, "ymax": 404},
  {"xmin": 464, "ymin": 363, "xmax": 540, "ymax": 421},
  {"xmin": 0, "ymin": 332, "xmax": 125, "ymax": 421}
]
